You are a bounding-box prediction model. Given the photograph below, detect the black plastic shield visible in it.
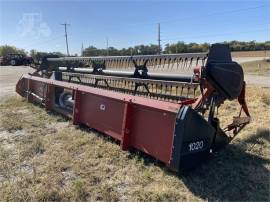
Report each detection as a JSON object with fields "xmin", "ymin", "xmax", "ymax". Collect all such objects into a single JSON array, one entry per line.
[{"xmin": 170, "ymin": 106, "xmax": 216, "ymax": 171}]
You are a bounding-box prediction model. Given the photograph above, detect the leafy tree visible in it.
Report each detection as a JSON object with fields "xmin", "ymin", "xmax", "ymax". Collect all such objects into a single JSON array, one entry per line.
[
  {"xmin": 164, "ymin": 41, "xmax": 270, "ymax": 54},
  {"xmin": 83, "ymin": 44, "xmax": 160, "ymax": 56},
  {"xmin": 0, "ymin": 45, "xmax": 26, "ymax": 56},
  {"xmin": 2, "ymin": 41, "xmax": 270, "ymax": 59},
  {"xmin": 29, "ymin": 49, "xmax": 65, "ymax": 63}
]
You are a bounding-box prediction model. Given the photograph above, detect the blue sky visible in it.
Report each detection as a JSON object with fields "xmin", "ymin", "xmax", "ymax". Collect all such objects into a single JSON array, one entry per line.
[{"xmin": 0, "ymin": 0, "xmax": 270, "ymax": 55}]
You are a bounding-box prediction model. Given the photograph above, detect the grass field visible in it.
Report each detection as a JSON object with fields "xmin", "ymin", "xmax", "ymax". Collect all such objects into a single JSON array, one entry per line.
[
  {"xmin": 231, "ymin": 50, "xmax": 270, "ymax": 57},
  {"xmin": 242, "ymin": 59, "xmax": 270, "ymax": 75},
  {"xmin": 0, "ymin": 86, "xmax": 269, "ymax": 201}
]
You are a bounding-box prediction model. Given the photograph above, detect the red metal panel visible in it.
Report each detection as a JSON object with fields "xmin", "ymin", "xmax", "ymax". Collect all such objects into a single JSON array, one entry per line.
[
  {"xmin": 45, "ymin": 84, "xmax": 55, "ymax": 110},
  {"xmin": 120, "ymin": 103, "xmax": 132, "ymax": 151},
  {"xmin": 16, "ymin": 75, "xmax": 182, "ymax": 165},
  {"xmin": 16, "ymin": 77, "xmax": 27, "ymax": 97},
  {"xmin": 27, "ymin": 79, "xmax": 46, "ymax": 104},
  {"xmin": 129, "ymin": 105, "xmax": 176, "ymax": 163},
  {"xmin": 76, "ymin": 91, "xmax": 127, "ymax": 140},
  {"xmin": 73, "ymin": 91, "xmax": 177, "ymax": 163},
  {"xmin": 73, "ymin": 90, "xmax": 81, "ymax": 125},
  {"xmin": 30, "ymin": 80, "xmax": 46, "ymax": 98}
]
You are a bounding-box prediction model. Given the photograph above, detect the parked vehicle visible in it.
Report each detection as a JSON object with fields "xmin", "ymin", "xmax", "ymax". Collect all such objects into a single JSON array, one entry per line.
[{"xmin": 0, "ymin": 54, "xmax": 33, "ymax": 66}]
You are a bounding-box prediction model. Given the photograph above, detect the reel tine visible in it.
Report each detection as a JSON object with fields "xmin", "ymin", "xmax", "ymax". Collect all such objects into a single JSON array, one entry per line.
[
  {"xmin": 184, "ymin": 58, "xmax": 188, "ymax": 70},
  {"xmin": 167, "ymin": 58, "xmax": 171, "ymax": 70},
  {"xmin": 189, "ymin": 58, "xmax": 193, "ymax": 69},
  {"xmin": 176, "ymin": 58, "xmax": 179, "ymax": 70},
  {"xmin": 158, "ymin": 58, "xmax": 162, "ymax": 69},
  {"xmin": 181, "ymin": 58, "xmax": 184, "ymax": 70},
  {"xmin": 173, "ymin": 58, "xmax": 177, "ymax": 70}
]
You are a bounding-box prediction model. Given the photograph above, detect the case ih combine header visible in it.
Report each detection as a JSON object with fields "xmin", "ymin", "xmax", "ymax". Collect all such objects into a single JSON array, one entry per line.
[{"xmin": 16, "ymin": 44, "xmax": 250, "ymax": 171}]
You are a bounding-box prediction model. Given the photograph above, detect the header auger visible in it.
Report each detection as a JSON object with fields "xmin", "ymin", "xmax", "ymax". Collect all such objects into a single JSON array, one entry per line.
[{"xmin": 16, "ymin": 44, "xmax": 250, "ymax": 171}]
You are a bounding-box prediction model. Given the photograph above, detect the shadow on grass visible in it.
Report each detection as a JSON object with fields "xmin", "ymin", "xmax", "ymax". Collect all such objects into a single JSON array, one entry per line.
[
  {"xmin": 78, "ymin": 123, "xmax": 269, "ymax": 201},
  {"xmin": 180, "ymin": 128, "xmax": 269, "ymax": 201}
]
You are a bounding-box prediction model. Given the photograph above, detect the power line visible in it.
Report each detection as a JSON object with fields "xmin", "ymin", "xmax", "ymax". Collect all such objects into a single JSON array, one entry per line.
[{"xmin": 61, "ymin": 23, "xmax": 70, "ymax": 56}]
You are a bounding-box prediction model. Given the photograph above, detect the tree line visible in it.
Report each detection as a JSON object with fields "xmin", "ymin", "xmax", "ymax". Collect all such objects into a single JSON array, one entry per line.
[
  {"xmin": 1, "ymin": 41, "xmax": 269, "ymax": 58},
  {"xmin": 0, "ymin": 45, "xmax": 65, "ymax": 62},
  {"xmin": 82, "ymin": 44, "xmax": 160, "ymax": 56},
  {"xmin": 83, "ymin": 41, "xmax": 270, "ymax": 56}
]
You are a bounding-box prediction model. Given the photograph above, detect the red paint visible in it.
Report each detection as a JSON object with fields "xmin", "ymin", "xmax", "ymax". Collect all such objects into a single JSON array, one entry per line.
[
  {"xmin": 76, "ymin": 92, "xmax": 126, "ymax": 140},
  {"xmin": 16, "ymin": 75, "xmax": 187, "ymax": 164},
  {"xmin": 128, "ymin": 104, "xmax": 176, "ymax": 162}
]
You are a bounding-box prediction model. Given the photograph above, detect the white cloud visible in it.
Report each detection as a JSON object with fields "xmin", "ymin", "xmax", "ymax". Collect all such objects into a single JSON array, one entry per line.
[{"xmin": 17, "ymin": 13, "xmax": 51, "ymax": 38}]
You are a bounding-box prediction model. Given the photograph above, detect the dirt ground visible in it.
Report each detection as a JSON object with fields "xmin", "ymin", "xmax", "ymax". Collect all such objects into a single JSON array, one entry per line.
[
  {"xmin": 233, "ymin": 57, "xmax": 269, "ymax": 64},
  {"xmin": 0, "ymin": 66, "xmax": 33, "ymax": 101},
  {"xmin": 231, "ymin": 50, "xmax": 270, "ymax": 57}
]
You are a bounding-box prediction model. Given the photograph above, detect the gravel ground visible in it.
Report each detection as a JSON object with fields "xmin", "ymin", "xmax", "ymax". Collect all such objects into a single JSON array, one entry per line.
[
  {"xmin": 233, "ymin": 57, "xmax": 269, "ymax": 63},
  {"xmin": 0, "ymin": 66, "xmax": 33, "ymax": 101},
  {"xmin": 245, "ymin": 74, "xmax": 270, "ymax": 88}
]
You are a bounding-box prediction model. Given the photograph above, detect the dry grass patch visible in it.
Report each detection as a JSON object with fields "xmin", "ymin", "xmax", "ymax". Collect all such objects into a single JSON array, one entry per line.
[
  {"xmin": 231, "ymin": 50, "xmax": 270, "ymax": 57},
  {"xmin": 241, "ymin": 59, "xmax": 270, "ymax": 75},
  {"xmin": 0, "ymin": 87, "xmax": 269, "ymax": 201}
]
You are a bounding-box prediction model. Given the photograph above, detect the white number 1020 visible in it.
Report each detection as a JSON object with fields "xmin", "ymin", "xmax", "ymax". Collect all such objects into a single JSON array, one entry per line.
[{"xmin": 188, "ymin": 141, "xmax": 204, "ymax": 152}]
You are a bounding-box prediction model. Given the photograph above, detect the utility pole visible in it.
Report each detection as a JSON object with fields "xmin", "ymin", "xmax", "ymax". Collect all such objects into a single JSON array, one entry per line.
[
  {"xmin": 106, "ymin": 37, "xmax": 109, "ymax": 56},
  {"xmin": 158, "ymin": 23, "xmax": 161, "ymax": 55},
  {"xmin": 61, "ymin": 23, "xmax": 70, "ymax": 56},
  {"xmin": 81, "ymin": 43, "xmax": 84, "ymax": 56}
]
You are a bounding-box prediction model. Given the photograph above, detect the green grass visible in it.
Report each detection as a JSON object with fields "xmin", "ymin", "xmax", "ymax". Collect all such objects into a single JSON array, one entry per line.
[
  {"xmin": 0, "ymin": 88, "xmax": 269, "ymax": 201},
  {"xmin": 241, "ymin": 59, "xmax": 270, "ymax": 75}
]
